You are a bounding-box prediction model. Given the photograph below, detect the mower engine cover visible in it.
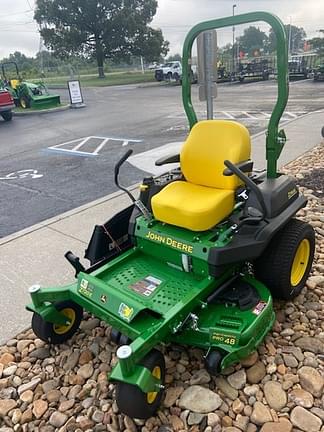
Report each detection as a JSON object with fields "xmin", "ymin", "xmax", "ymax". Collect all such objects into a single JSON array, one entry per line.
[{"xmin": 246, "ymin": 174, "xmax": 299, "ymax": 218}]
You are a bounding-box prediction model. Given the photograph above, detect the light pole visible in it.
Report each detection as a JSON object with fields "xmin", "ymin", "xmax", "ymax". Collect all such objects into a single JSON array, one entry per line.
[
  {"xmin": 288, "ymin": 16, "xmax": 292, "ymax": 57},
  {"xmin": 232, "ymin": 4, "xmax": 237, "ymax": 76}
]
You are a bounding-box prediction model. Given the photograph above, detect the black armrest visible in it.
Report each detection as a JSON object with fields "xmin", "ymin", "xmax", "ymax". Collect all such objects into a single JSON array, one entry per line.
[
  {"xmin": 155, "ymin": 153, "xmax": 180, "ymax": 166},
  {"xmin": 223, "ymin": 159, "xmax": 253, "ymax": 176}
]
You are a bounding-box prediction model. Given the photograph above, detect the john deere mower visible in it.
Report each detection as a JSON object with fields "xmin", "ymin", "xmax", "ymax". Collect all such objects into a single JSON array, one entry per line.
[
  {"xmin": 0, "ymin": 62, "xmax": 60, "ymax": 109},
  {"xmin": 26, "ymin": 12, "xmax": 315, "ymax": 419}
]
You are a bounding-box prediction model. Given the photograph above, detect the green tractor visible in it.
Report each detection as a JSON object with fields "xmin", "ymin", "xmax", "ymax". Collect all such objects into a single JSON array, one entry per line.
[
  {"xmin": 26, "ymin": 12, "xmax": 315, "ymax": 419},
  {"xmin": 0, "ymin": 62, "xmax": 60, "ymax": 109},
  {"xmin": 314, "ymin": 63, "xmax": 324, "ymax": 81}
]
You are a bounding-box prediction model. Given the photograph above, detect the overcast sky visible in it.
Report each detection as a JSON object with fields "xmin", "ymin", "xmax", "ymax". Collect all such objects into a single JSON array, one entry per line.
[{"xmin": 0, "ymin": 0, "xmax": 323, "ymax": 58}]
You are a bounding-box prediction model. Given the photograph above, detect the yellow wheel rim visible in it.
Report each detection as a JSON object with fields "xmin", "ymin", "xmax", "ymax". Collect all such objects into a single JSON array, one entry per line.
[
  {"xmin": 290, "ymin": 239, "xmax": 310, "ymax": 286},
  {"xmin": 147, "ymin": 366, "xmax": 161, "ymax": 404},
  {"xmin": 53, "ymin": 308, "xmax": 76, "ymax": 335},
  {"xmin": 20, "ymin": 99, "xmax": 26, "ymax": 109}
]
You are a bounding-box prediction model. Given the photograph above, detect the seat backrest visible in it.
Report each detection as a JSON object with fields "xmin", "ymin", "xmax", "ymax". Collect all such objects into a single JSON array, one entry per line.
[
  {"xmin": 180, "ymin": 120, "xmax": 251, "ymax": 190},
  {"xmin": 10, "ymin": 79, "xmax": 19, "ymax": 89}
]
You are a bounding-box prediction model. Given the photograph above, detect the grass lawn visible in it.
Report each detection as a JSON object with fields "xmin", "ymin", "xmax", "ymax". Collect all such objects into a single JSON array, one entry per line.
[
  {"xmin": 45, "ymin": 71, "xmax": 156, "ymax": 87},
  {"xmin": 13, "ymin": 103, "xmax": 69, "ymax": 113}
]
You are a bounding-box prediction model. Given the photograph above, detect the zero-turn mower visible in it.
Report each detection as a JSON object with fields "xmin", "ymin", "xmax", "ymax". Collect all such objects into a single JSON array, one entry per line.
[
  {"xmin": 0, "ymin": 62, "xmax": 60, "ymax": 109},
  {"xmin": 26, "ymin": 12, "xmax": 315, "ymax": 419}
]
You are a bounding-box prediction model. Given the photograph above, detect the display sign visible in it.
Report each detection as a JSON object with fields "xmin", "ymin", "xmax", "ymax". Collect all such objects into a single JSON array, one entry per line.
[{"xmin": 67, "ymin": 80, "xmax": 84, "ymax": 105}]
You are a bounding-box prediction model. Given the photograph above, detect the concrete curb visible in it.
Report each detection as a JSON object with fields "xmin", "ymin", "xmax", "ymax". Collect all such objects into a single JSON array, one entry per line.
[{"xmin": 13, "ymin": 103, "xmax": 71, "ymax": 116}]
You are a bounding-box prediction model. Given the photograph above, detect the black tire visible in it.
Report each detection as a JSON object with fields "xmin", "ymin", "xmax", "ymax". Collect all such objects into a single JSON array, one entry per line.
[
  {"xmin": 116, "ymin": 349, "xmax": 165, "ymax": 419},
  {"xmin": 19, "ymin": 96, "xmax": 31, "ymax": 109},
  {"xmin": 321, "ymin": 126, "xmax": 324, "ymax": 138},
  {"xmin": 1, "ymin": 111, "xmax": 12, "ymax": 121},
  {"xmin": 173, "ymin": 72, "xmax": 180, "ymax": 84},
  {"xmin": 254, "ymin": 219, "xmax": 315, "ymax": 300},
  {"xmin": 110, "ymin": 328, "xmax": 121, "ymax": 345},
  {"xmin": 205, "ymin": 350, "xmax": 223, "ymax": 375},
  {"xmin": 119, "ymin": 334, "xmax": 132, "ymax": 346},
  {"xmin": 31, "ymin": 300, "xmax": 83, "ymax": 344}
]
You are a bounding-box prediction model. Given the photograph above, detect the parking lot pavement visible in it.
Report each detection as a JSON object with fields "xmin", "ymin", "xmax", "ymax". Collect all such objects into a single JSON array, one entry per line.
[{"xmin": 0, "ymin": 79, "xmax": 323, "ymax": 237}]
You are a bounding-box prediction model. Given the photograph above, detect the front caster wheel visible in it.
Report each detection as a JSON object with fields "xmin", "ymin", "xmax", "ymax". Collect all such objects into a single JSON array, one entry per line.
[
  {"xmin": 205, "ymin": 350, "xmax": 223, "ymax": 375},
  {"xmin": 115, "ymin": 349, "xmax": 165, "ymax": 419},
  {"xmin": 31, "ymin": 300, "xmax": 83, "ymax": 344}
]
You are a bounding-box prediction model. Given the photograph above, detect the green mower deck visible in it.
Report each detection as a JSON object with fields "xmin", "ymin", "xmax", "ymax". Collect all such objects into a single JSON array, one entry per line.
[{"xmin": 27, "ymin": 242, "xmax": 274, "ymax": 392}]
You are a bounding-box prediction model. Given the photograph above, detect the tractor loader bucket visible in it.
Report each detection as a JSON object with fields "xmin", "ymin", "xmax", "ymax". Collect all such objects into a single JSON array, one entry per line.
[{"xmin": 29, "ymin": 94, "xmax": 61, "ymax": 110}]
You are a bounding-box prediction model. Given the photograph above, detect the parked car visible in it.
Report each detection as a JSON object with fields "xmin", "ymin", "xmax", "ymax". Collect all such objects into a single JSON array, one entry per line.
[
  {"xmin": 314, "ymin": 64, "xmax": 324, "ymax": 81},
  {"xmin": 154, "ymin": 61, "xmax": 182, "ymax": 81},
  {"xmin": 0, "ymin": 89, "xmax": 14, "ymax": 121},
  {"xmin": 173, "ymin": 64, "xmax": 198, "ymax": 84}
]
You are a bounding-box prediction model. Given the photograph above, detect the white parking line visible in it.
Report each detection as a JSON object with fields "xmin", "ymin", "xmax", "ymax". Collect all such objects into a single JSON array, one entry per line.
[
  {"xmin": 221, "ymin": 111, "xmax": 236, "ymax": 119},
  {"xmin": 93, "ymin": 138, "xmax": 110, "ymax": 154},
  {"xmin": 167, "ymin": 110, "xmax": 307, "ymax": 121},
  {"xmin": 285, "ymin": 112, "xmax": 298, "ymax": 118},
  {"xmin": 47, "ymin": 136, "xmax": 142, "ymax": 157},
  {"xmin": 242, "ymin": 111, "xmax": 258, "ymax": 120}
]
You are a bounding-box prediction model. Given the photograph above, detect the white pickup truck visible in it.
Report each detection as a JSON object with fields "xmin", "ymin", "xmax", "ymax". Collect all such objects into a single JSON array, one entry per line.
[
  {"xmin": 154, "ymin": 61, "xmax": 182, "ymax": 81},
  {"xmin": 154, "ymin": 61, "xmax": 198, "ymax": 84}
]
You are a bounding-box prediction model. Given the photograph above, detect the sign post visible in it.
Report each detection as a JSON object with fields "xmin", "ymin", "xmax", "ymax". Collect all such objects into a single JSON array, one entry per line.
[
  {"xmin": 67, "ymin": 80, "xmax": 85, "ymax": 108},
  {"xmin": 197, "ymin": 30, "xmax": 218, "ymax": 119}
]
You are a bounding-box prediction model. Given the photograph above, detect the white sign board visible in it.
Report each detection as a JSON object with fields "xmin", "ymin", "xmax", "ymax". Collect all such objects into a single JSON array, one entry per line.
[{"xmin": 68, "ymin": 80, "xmax": 83, "ymax": 105}]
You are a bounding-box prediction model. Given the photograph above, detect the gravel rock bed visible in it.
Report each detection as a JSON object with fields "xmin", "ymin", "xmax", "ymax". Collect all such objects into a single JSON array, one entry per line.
[{"xmin": 0, "ymin": 144, "xmax": 323, "ymax": 432}]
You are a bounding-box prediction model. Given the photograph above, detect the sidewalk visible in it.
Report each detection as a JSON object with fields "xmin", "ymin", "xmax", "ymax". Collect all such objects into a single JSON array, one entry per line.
[{"xmin": 0, "ymin": 111, "xmax": 323, "ymax": 344}]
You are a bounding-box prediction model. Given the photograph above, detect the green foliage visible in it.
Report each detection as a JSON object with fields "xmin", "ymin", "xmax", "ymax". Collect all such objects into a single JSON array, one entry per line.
[
  {"xmin": 34, "ymin": 0, "xmax": 169, "ymax": 77},
  {"xmin": 166, "ymin": 53, "xmax": 182, "ymax": 62},
  {"xmin": 308, "ymin": 35, "xmax": 324, "ymax": 56},
  {"xmin": 268, "ymin": 25, "xmax": 306, "ymax": 53},
  {"xmin": 237, "ymin": 26, "xmax": 269, "ymax": 56}
]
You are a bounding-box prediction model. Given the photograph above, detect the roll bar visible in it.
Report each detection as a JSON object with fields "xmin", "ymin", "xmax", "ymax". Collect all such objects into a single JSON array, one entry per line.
[{"xmin": 181, "ymin": 12, "xmax": 289, "ymax": 178}]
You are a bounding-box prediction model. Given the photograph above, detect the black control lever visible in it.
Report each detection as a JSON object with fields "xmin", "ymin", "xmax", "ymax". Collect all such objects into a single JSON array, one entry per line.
[
  {"xmin": 114, "ymin": 150, "xmax": 152, "ymax": 221},
  {"xmin": 114, "ymin": 149, "xmax": 136, "ymax": 203},
  {"xmin": 65, "ymin": 251, "xmax": 86, "ymax": 277},
  {"xmin": 224, "ymin": 160, "xmax": 267, "ymax": 218}
]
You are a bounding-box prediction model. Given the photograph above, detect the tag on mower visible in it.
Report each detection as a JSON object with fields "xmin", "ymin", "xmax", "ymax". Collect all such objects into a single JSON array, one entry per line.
[{"xmin": 129, "ymin": 275, "xmax": 162, "ymax": 297}]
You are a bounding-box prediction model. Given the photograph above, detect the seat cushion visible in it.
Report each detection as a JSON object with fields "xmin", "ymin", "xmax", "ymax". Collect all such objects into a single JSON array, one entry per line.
[{"xmin": 151, "ymin": 181, "xmax": 234, "ymax": 232}]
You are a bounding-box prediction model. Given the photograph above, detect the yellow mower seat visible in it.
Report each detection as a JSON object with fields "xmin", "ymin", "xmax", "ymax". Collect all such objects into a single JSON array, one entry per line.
[{"xmin": 151, "ymin": 120, "xmax": 251, "ymax": 232}]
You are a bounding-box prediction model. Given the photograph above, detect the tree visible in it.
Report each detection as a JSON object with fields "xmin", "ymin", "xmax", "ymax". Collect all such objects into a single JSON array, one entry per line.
[
  {"xmin": 34, "ymin": 0, "xmax": 169, "ymax": 78},
  {"xmin": 166, "ymin": 53, "xmax": 182, "ymax": 62},
  {"xmin": 237, "ymin": 26, "xmax": 269, "ymax": 57},
  {"xmin": 268, "ymin": 25, "xmax": 306, "ymax": 54},
  {"xmin": 308, "ymin": 36, "xmax": 324, "ymax": 56}
]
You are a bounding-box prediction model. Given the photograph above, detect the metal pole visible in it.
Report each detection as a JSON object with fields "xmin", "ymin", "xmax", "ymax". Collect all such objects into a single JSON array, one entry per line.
[
  {"xmin": 140, "ymin": 56, "xmax": 145, "ymax": 74},
  {"xmin": 288, "ymin": 16, "xmax": 292, "ymax": 57},
  {"xmin": 203, "ymin": 31, "xmax": 214, "ymax": 119},
  {"xmin": 232, "ymin": 4, "xmax": 237, "ymax": 75}
]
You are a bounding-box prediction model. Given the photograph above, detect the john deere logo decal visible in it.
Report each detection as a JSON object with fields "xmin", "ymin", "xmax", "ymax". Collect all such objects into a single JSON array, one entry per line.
[
  {"xmin": 100, "ymin": 294, "xmax": 107, "ymax": 304},
  {"xmin": 118, "ymin": 303, "xmax": 134, "ymax": 322}
]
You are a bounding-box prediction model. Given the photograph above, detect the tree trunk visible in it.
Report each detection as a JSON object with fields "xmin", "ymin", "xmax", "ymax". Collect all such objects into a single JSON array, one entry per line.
[{"xmin": 95, "ymin": 38, "xmax": 105, "ymax": 78}]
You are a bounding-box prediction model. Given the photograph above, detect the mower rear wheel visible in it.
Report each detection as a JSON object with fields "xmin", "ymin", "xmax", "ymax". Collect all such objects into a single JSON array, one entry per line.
[
  {"xmin": 115, "ymin": 349, "xmax": 165, "ymax": 419},
  {"xmin": 31, "ymin": 300, "xmax": 83, "ymax": 344},
  {"xmin": 254, "ymin": 219, "xmax": 315, "ymax": 300}
]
